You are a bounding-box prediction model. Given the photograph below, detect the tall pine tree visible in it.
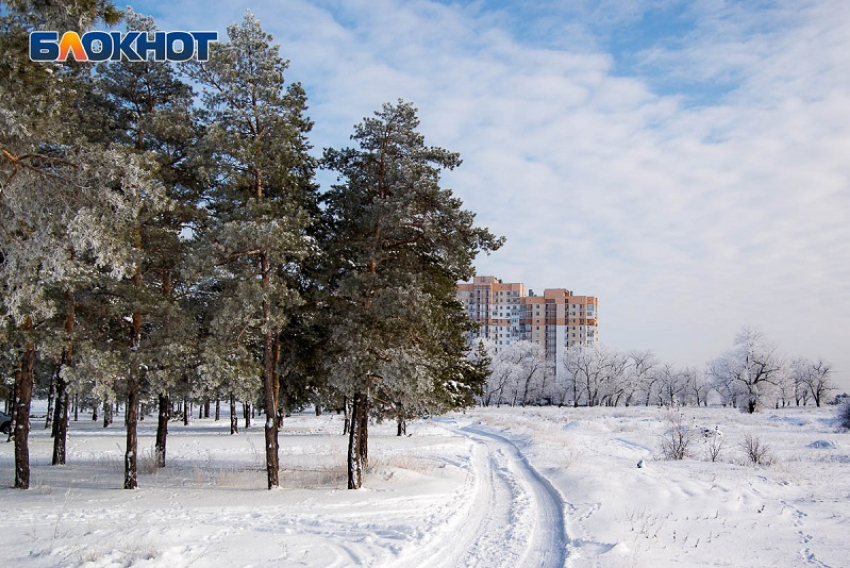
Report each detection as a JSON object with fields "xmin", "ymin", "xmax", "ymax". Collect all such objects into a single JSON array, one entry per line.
[
  {"xmin": 322, "ymin": 100, "xmax": 502, "ymax": 489},
  {"xmin": 0, "ymin": 0, "xmax": 156, "ymax": 489},
  {"xmin": 96, "ymin": 8, "xmax": 203, "ymax": 485},
  {"xmin": 189, "ymin": 12, "xmax": 318, "ymax": 489}
]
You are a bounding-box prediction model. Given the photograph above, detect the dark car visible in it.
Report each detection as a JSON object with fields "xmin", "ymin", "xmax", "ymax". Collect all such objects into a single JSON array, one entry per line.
[{"xmin": 0, "ymin": 410, "xmax": 12, "ymax": 435}]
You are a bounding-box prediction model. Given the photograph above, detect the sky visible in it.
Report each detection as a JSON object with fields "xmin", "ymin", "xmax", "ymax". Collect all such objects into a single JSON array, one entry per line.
[{"xmin": 137, "ymin": 0, "xmax": 849, "ymax": 391}]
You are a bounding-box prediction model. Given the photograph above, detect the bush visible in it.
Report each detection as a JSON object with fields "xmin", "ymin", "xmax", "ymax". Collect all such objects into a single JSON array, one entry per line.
[
  {"xmin": 838, "ymin": 403, "xmax": 850, "ymax": 430},
  {"xmin": 741, "ymin": 434, "xmax": 773, "ymax": 466},
  {"xmin": 660, "ymin": 413, "xmax": 694, "ymax": 460},
  {"xmin": 705, "ymin": 434, "xmax": 724, "ymax": 463}
]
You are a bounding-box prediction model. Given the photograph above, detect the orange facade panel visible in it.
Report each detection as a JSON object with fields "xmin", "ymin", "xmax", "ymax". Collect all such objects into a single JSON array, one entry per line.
[{"xmin": 543, "ymin": 288, "xmax": 572, "ymax": 299}]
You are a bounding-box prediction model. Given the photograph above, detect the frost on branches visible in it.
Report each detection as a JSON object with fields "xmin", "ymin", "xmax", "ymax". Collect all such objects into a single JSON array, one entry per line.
[{"xmin": 322, "ymin": 100, "xmax": 502, "ymax": 488}]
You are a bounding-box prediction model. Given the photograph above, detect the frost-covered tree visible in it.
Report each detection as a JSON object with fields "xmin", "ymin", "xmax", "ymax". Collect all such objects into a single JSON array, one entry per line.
[
  {"xmin": 277, "ymin": 300, "xmax": 335, "ymax": 416},
  {"xmin": 465, "ymin": 339, "xmax": 493, "ymax": 406},
  {"xmin": 625, "ymin": 350, "xmax": 659, "ymax": 406},
  {"xmin": 417, "ymin": 291, "xmax": 488, "ymax": 416},
  {"xmin": 189, "ymin": 12, "xmax": 317, "ymax": 489},
  {"xmin": 0, "ymin": 0, "xmax": 156, "ymax": 489},
  {"xmin": 655, "ymin": 364, "xmax": 686, "ymax": 407},
  {"xmin": 562, "ymin": 343, "xmax": 616, "ymax": 407},
  {"xmin": 599, "ymin": 349, "xmax": 628, "ymax": 406},
  {"xmin": 322, "ymin": 100, "xmax": 501, "ymax": 488},
  {"xmin": 96, "ymin": 8, "xmax": 203, "ymax": 484},
  {"xmin": 683, "ymin": 366, "xmax": 711, "ymax": 407},
  {"xmin": 773, "ymin": 364, "xmax": 797, "ymax": 408},
  {"xmin": 512, "ymin": 342, "xmax": 552, "ymax": 407},
  {"xmin": 791, "ymin": 357, "xmax": 833, "ymax": 408},
  {"xmin": 709, "ymin": 328, "xmax": 785, "ymax": 414},
  {"xmin": 484, "ymin": 342, "xmax": 525, "ymax": 406}
]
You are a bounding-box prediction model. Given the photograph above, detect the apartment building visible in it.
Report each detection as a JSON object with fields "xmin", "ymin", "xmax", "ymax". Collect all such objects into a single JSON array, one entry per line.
[{"xmin": 456, "ymin": 275, "xmax": 598, "ymax": 373}]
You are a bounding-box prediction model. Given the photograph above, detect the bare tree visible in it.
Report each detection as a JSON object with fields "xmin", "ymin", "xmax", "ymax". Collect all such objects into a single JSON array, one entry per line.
[
  {"xmin": 707, "ymin": 358, "xmax": 737, "ymax": 408},
  {"xmin": 684, "ymin": 367, "xmax": 711, "ymax": 407},
  {"xmin": 792, "ymin": 357, "xmax": 834, "ymax": 408},
  {"xmin": 656, "ymin": 364, "xmax": 687, "ymax": 407},
  {"xmin": 563, "ymin": 344, "xmax": 625, "ymax": 407},
  {"xmin": 627, "ymin": 350, "xmax": 659, "ymax": 406},
  {"xmin": 600, "ymin": 350, "xmax": 629, "ymax": 406},
  {"xmin": 774, "ymin": 366, "xmax": 796, "ymax": 408},
  {"xmin": 515, "ymin": 342, "xmax": 552, "ymax": 406},
  {"xmin": 710, "ymin": 328, "xmax": 785, "ymax": 413},
  {"xmin": 484, "ymin": 342, "xmax": 524, "ymax": 407}
]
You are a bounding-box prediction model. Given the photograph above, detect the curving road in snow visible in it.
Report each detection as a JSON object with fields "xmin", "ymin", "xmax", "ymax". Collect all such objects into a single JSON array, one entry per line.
[{"xmin": 393, "ymin": 419, "xmax": 568, "ymax": 568}]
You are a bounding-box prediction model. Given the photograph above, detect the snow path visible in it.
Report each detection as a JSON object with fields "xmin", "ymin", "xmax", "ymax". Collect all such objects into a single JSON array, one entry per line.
[
  {"xmin": 394, "ymin": 419, "xmax": 568, "ymax": 568},
  {"xmin": 458, "ymin": 424, "xmax": 568, "ymax": 568}
]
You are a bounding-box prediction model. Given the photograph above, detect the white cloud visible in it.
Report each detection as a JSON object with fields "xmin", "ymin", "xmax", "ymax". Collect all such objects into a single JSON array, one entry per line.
[{"xmin": 139, "ymin": 0, "xmax": 850, "ymax": 389}]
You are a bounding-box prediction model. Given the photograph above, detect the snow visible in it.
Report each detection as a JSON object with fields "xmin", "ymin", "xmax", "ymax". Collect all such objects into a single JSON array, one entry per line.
[{"xmin": 1, "ymin": 405, "xmax": 848, "ymax": 567}]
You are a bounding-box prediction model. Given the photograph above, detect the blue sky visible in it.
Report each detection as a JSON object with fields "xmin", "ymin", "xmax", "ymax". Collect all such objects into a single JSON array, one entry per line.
[{"xmin": 138, "ymin": 0, "xmax": 850, "ymax": 390}]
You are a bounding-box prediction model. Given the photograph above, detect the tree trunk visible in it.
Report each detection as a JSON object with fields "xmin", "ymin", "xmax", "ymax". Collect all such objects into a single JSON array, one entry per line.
[
  {"xmin": 51, "ymin": 374, "xmax": 69, "ymax": 465},
  {"xmin": 155, "ymin": 393, "xmax": 169, "ymax": 467},
  {"xmin": 396, "ymin": 403, "xmax": 406, "ymax": 437},
  {"xmin": 229, "ymin": 393, "xmax": 238, "ymax": 435},
  {"xmin": 45, "ymin": 373, "xmax": 56, "ymax": 430},
  {"xmin": 183, "ymin": 396, "xmax": 190, "ymax": 425},
  {"xmin": 4, "ymin": 381, "xmax": 12, "ymax": 414},
  {"xmin": 243, "ymin": 402, "xmax": 251, "ymax": 428},
  {"xmin": 73, "ymin": 393, "xmax": 79, "ymax": 422},
  {"xmin": 124, "ymin": 373, "xmax": 139, "ymax": 489},
  {"xmin": 6, "ymin": 380, "xmax": 16, "ymax": 441},
  {"xmin": 103, "ymin": 400, "xmax": 113, "ymax": 428},
  {"xmin": 215, "ymin": 398, "xmax": 220, "ymax": 421},
  {"xmin": 14, "ymin": 341, "xmax": 35, "ymax": 489},
  {"xmin": 262, "ymin": 322, "xmax": 280, "ymax": 488},
  {"xmin": 359, "ymin": 392, "xmax": 368, "ymax": 467},
  {"xmin": 347, "ymin": 390, "xmax": 368, "ymax": 489},
  {"xmin": 343, "ymin": 395, "xmax": 350, "ymax": 435}
]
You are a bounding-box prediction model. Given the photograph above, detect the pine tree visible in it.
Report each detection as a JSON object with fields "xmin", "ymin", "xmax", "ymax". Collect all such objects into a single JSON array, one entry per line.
[
  {"xmin": 322, "ymin": 100, "xmax": 502, "ymax": 488},
  {"xmin": 96, "ymin": 8, "xmax": 203, "ymax": 485},
  {"xmin": 188, "ymin": 12, "xmax": 317, "ymax": 489},
  {"xmin": 0, "ymin": 1, "xmax": 156, "ymax": 489},
  {"xmin": 448, "ymin": 338, "xmax": 491, "ymax": 409}
]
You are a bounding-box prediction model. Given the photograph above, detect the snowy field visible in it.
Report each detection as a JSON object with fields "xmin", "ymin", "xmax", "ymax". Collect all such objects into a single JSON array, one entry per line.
[{"xmin": 1, "ymin": 405, "xmax": 848, "ymax": 567}]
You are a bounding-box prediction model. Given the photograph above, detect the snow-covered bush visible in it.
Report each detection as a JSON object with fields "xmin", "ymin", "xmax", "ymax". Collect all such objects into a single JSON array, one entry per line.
[
  {"xmin": 660, "ymin": 413, "xmax": 694, "ymax": 460},
  {"xmin": 704, "ymin": 433, "xmax": 724, "ymax": 463},
  {"xmin": 838, "ymin": 403, "xmax": 850, "ymax": 430},
  {"xmin": 740, "ymin": 434, "xmax": 774, "ymax": 466}
]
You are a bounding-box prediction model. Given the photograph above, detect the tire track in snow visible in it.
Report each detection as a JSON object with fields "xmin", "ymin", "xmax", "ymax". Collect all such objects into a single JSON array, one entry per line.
[
  {"xmin": 393, "ymin": 420, "xmax": 568, "ymax": 568},
  {"xmin": 461, "ymin": 425, "xmax": 568, "ymax": 568}
]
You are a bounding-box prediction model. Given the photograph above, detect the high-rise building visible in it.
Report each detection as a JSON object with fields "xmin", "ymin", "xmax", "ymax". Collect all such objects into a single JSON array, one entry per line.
[{"xmin": 457, "ymin": 275, "xmax": 598, "ymax": 372}]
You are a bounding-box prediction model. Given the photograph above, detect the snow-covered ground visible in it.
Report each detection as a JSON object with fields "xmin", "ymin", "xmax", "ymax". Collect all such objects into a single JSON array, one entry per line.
[{"xmin": 1, "ymin": 405, "xmax": 848, "ymax": 567}]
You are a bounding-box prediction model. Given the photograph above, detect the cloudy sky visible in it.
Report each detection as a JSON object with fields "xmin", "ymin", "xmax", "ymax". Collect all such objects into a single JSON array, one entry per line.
[{"xmin": 142, "ymin": 0, "xmax": 849, "ymax": 390}]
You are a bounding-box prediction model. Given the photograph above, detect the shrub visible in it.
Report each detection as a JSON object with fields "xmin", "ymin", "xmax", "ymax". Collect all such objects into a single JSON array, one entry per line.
[
  {"xmin": 660, "ymin": 413, "xmax": 694, "ymax": 460},
  {"xmin": 838, "ymin": 403, "xmax": 850, "ymax": 430},
  {"xmin": 741, "ymin": 434, "xmax": 773, "ymax": 466},
  {"xmin": 705, "ymin": 434, "xmax": 724, "ymax": 463}
]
